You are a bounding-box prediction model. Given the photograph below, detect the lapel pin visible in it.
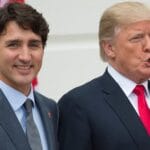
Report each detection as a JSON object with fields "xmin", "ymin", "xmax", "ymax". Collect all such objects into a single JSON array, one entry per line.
[{"xmin": 48, "ymin": 112, "xmax": 52, "ymax": 118}]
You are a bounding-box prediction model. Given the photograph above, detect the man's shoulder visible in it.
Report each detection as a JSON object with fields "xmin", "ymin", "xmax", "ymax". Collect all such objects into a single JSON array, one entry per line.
[
  {"xmin": 34, "ymin": 91, "xmax": 56, "ymax": 105},
  {"xmin": 59, "ymin": 75, "xmax": 104, "ymax": 103}
]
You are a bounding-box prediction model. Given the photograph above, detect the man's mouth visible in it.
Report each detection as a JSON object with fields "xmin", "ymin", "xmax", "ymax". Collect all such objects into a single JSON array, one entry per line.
[
  {"xmin": 14, "ymin": 65, "xmax": 34, "ymax": 74},
  {"xmin": 14, "ymin": 65, "xmax": 32, "ymax": 70},
  {"xmin": 144, "ymin": 58, "xmax": 150, "ymax": 62}
]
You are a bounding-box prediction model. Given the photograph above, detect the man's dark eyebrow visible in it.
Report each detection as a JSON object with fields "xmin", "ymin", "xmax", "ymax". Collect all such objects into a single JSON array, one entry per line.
[
  {"xmin": 29, "ymin": 39, "xmax": 42, "ymax": 43},
  {"xmin": 5, "ymin": 39, "xmax": 21, "ymax": 44},
  {"xmin": 5, "ymin": 39, "xmax": 42, "ymax": 44},
  {"xmin": 29, "ymin": 40, "xmax": 43, "ymax": 47}
]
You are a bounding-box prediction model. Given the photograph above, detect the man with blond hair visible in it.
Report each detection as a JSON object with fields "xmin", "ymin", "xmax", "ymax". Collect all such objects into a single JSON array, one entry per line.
[{"xmin": 58, "ymin": 1, "xmax": 150, "ymax": 150}]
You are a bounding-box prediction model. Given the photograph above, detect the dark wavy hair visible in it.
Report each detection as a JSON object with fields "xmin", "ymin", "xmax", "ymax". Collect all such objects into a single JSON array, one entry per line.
[{"xmin": 0, "ymin": 2, "xmax": 49, "ymax": 48}]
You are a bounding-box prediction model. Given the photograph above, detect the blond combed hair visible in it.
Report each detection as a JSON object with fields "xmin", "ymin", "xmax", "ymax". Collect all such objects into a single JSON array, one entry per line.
[{"xmin": 99, "ymin": 1, "xmax": 150, "ymax": 61}]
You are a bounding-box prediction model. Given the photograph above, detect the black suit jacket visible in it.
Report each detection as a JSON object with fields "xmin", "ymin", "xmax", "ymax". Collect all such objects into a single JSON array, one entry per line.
[
  {"xmin": 0, "ymin": 89, "xmax": 58, "ymax": 150},
  {"xmin": 58, "ymin": 70, "xmax": 150, "ymax": 150}
]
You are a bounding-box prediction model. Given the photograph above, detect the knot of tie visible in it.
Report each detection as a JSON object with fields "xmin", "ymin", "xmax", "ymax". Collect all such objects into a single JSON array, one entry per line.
[
  {"xmin": 24, "ymin": 99, "xmax": 33, "ymax": 114},
  {"xmin": 133, "ymin": 85, "xmax": 145, "ymax": 96}
]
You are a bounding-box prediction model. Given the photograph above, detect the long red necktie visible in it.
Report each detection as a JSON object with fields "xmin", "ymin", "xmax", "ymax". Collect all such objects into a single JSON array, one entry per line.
[{"xmin": 133, "ymin": 85, "xmax": 150, "ymax": 135}]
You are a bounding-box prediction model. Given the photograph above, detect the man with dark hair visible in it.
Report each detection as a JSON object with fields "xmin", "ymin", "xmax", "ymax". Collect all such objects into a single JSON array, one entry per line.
[{"xmin": 0, "ymin": 2, "xmax": 58, "ymax": 150}]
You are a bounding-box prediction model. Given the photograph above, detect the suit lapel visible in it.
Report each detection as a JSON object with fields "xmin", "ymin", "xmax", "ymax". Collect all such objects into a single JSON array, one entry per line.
[
  {"xmin": 0, "ymin": 89, "xmax": 31, "ymax": 150},
  {"xmin": 101, "ymin": 71, "xmax": 150, "ymax": 148},
  {"xmin": 35, "ymin": 92, "xmax": 57, "ymax": 150}
]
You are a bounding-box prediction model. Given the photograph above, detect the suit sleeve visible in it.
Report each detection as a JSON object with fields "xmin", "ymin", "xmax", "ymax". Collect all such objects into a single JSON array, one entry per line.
[{"xmin": 58, "ymin": 94, "xmax": 92, "ymax": 150}]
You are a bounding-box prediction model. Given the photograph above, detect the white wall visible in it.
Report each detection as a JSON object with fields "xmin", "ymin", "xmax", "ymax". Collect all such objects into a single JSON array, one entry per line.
[
  {"xmin": 39, "ymin": 34, "xmax": 107, "ymax": 101},
  {"xmin": 26, "ymin": 0, "xmax": 150, "ymax": 101}
]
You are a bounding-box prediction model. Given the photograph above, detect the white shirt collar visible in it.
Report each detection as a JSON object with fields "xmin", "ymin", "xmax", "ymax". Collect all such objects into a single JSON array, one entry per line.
[
  {"xmin": 107, "ymin": 65, "xmax": 150, "ymax": 97},
  {"xmin": 0, "ymin": 80, "xmax": 35, "ymax": 112}
]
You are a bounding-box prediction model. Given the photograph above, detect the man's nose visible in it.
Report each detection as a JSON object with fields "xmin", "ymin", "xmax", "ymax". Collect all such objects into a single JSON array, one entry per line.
[
  {"xmin": 143, "ymin": 36, "xmax": 150, "ymax": 52},
  {"xmin": 18, "ymin": 46, "xmax": 32, "ymax": 62}
]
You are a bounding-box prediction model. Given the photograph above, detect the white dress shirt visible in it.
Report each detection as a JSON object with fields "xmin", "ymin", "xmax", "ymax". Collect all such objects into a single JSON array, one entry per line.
[{"xmin": 107, "ymin": 65, "xmax": 150, "ymax": 115}]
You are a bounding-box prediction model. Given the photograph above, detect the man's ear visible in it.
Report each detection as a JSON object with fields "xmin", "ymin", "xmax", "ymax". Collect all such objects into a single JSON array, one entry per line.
[{"xmin": 101, "ymin": 40, "xmax": 115, "ymax": 58}]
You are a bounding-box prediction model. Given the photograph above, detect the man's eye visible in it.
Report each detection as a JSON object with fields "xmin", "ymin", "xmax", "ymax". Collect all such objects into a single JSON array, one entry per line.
[
  {"xmin": 7, "ymin": 43, "xmax": 19, "ymax": 48},
  {"xmin": 29, "ymin": 43, "xmax": 42, "ymax": 49},
  {"xmin": 129, "ymin": 35, "xmax": 143, "ymax": 42},
  {"xmin": 30, "ymin": 44, "xmax": 39, "ymax": 47}
]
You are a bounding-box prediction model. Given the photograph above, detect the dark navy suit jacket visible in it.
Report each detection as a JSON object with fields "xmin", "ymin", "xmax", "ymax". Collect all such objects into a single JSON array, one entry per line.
[
  {"xmin": 0, "ymin": 89, "xmax": 58, "ymax": 150},
  {"xmin": 58, "ymin": 70, "xmax": 150, "ymax": 150}
]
